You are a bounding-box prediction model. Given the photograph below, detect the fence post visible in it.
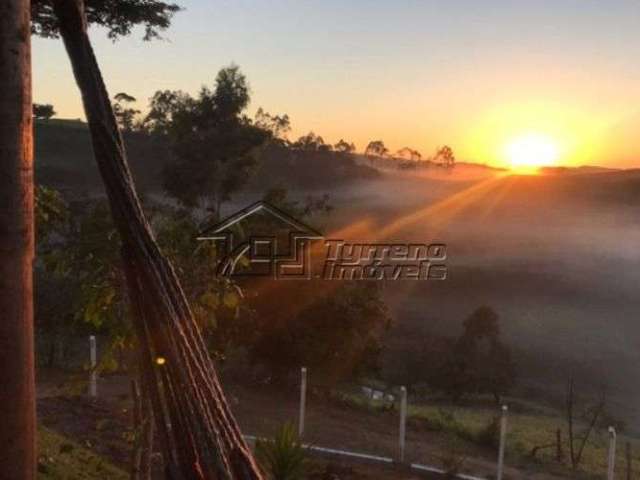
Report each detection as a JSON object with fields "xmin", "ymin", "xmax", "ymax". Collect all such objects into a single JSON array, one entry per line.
[
  {"xmin": 298, "ymin": 367, "xmax": 307, "ymax": 438},
  {"xmin": 626, "ymin": 441, "xmax": 632, "ymax": 480},
  {"xmin": 607, "ymin": 426, "xmax": 617, "ymax": 480},
  {"xmin": 89, "ymin": 335, "xmax": 97, "ymax": 397},
  {"xmin": 399, "ymin": 386, "xmax": 407, "ymax": 463},
  {"xmin": 497, "ymin": 404, "xmax": 508, "ymax": 480}
]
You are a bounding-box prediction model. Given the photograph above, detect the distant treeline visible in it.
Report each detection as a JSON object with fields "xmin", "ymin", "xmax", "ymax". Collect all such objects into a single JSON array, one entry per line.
[{"xmin": 34, "ymin": 118, "xmax": 379, "ymax": 195}]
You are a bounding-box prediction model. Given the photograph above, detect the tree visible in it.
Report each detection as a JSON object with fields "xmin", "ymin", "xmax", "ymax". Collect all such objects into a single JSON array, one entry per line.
[
  {"xmin": 254, "ymin": 107, "xmax": 291, "ymax": 144},
  {"xmin": 0, "ymin": 1, "xmax": 36, "ymax": 478},
  {"xmin": 32, "ymin": 0, "xmax": 181, "ymax": 40},
  {"xmin": 433, "ymin": 306, "xmax": 515, "ymax": 403},
  {"xmin": 334, "ymin": 139, "xmax": 356, "ymax": 154},
  {"xmin": 435, "ymin": 145, "xmax": 455, "ymax": 168},
  {"xmin": 396, "ymin": 147, "xmax": 421, "ymax": 162},
  {"xmin": 47, "ymin": 0, "xmax": 264, "ymax": 477},
  {"xmin": 364, "ymin": 140, "xmax": 388, "ymax": 166},
  {"xmin": 237, "ymin": 190, "xmax": 385, "ymax": 386},
  {"xmin": 158, "ymin": 66, "xmax": 270, "ymax": 218},
  {"xmin": 292, "ymin": 131, "xmax": 329, "ymax": 152},
  {"xmin": 33, "ymin": 102, "xmax": 57, "ymax": 120},
  {"xmin": 249, "ymin": 281, "xmax": 390, "ymax": 386},
  {"xmin": 113, "ymin": 92, "xmax": 140, "ymax": 131},
  {"xmin": 143, "ymin": 89, "xmax": 192, "ymax": 136},
  {"xmin": 565, "ymin": 375, "xmax": 606, "ymax": 469}
]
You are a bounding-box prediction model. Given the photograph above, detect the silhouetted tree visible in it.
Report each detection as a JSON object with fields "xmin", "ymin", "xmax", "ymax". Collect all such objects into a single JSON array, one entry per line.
[
  {"xmin": 158, "ymin": 66, "xmax": 270, "ymax": 218},
  {"xmin": 32, "ymin": 0, "xmax": 181, "ymax": 40},
  {"xmin": 143, "ymin": 89, "xmax": 192, "ymax": 136},
  {"xmin": 435, "ymin": 145, "xmax": 455, "ymax": 168},
  {"xmin": 292, "ymin": 131, "xmax": 330, "ymax": 152},
  {"xmin": 396, "ymin": 147, "xmax": 421, "ymax": 161},
  {"xmin": 254, "ymin": 107, "xmax": 291, "ymax": 144},
  {"xmin": 365, "ymin": 140, "xmax": 388, "ymax": 166},
  {"xmin": 113, "ymin": 92, "xmax": 140, "ymax": 131},
  {"xmin": 433, "ymin": 306, "xmax": 515, "ymax": 403},
  {"xmin": 33, "ymin": 102, "xmax": 57, "ymax": 120},
  {"xmin": 334, "ymin": 139, "xmax": 356, "ymax": 154}
]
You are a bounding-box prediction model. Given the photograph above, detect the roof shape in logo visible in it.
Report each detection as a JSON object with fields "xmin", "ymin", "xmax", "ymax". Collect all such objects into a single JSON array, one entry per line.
[{"xmin": 197, "ymin": 200, "xmax": 323, "ymax": 239}]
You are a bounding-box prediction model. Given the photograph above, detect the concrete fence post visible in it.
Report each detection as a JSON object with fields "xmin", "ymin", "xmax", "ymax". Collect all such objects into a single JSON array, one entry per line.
[
  {"xmin": 89, "ymin": 335, "xmax": 97, "ymax": 397},
  {"xmin": 607, "ymin": 426, "xmax": 617, "ymax": 480},
  {"xmin": 298, "ymin": 367, "xmax": 307, "ymax": 438},
  {"xmin": 626, "ymin": 441, "xmax": 632, "ymax": 480},
  {"xmin": 497, "ymin": 404, "xmax": 508, "ymax": 480},
  {"xmin": 399, "ymin": 386, "xmax": 407, "ymax": 463}
]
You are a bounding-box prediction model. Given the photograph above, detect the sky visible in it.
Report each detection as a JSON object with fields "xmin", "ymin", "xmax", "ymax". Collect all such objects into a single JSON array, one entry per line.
[{"xmin": 33, "ymin": 0, "xmax": 640, "ymax": 168}]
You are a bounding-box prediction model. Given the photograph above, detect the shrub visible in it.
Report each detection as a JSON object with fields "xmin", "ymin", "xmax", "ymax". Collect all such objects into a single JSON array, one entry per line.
[
  {"xmin": 473, "ymin": 416, "xmax": 501, "ymax": 449},
  {"xmin": 255, "ymin": 423, "xmax": 306, "ymax": 480}
]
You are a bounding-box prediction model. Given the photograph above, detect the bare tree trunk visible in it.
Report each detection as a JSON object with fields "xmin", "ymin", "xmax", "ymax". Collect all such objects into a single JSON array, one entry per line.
[
  {"xmin": 566, "ymin": 376, "xmax": 576, "ymax": 468},
  {"xmin": 555, "ymin": 428, "xmax": 563, "ymax": 462},
  {"xmin": 0, "ymin": 1, "xmax": 36, "ymax": 478},
  {"xmin": 52, "ymin": 1, "xmax": 263, "ymax": 478}
]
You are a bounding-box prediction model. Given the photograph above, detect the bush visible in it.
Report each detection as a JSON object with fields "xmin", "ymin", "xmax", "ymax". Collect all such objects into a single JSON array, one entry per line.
[
  {"xmin": 472, "ymin": 416, "xmax": 501, "ymax": 449},
  {"xmin": 255, "ymin": 423, "xmax": 306, "ymax": 480}
]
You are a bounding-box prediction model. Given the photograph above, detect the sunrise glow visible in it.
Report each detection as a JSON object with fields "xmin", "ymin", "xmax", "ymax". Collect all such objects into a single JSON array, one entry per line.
[{"xmin": 503, "ymin": 133, "xmax": 560, "ymax": 173}]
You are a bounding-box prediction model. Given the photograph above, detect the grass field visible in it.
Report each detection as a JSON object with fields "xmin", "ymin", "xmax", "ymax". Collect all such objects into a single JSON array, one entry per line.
[{"xmin": 342, "ymin": 391, "xmax": 639, "ymax": 479}]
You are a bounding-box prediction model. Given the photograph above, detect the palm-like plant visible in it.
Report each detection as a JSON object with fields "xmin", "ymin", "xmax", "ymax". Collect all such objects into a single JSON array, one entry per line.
[{"xmin": 255, "ymin": 423, "xmax": 306, "ymax": 480}]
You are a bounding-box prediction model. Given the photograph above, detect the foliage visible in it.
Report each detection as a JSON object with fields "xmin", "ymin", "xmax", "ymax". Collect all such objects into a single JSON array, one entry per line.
[
  {"xmin": 35, "ymin": 185, "xmax": 68, "ymax": 241},
  {"xmin": 364, "ymin": 140, "xmax": 388, "ymax": 157},
  {"xmin": 152, "ymin": 206, "xmax": 248, "ymax": 357},
  {"xmin": 143, "ymin": 89, "xmax": 192, "ymax": 136},
  {"xmin": 33, "ymin": 103, "xmax": 56, "ymax": 120},
  {"xmin": 154, "ymin": 66, "xmax": 270, "ymax": 217},
  {"xmin": 253, "ymin": 141, "xmax": 378, "ymax": 190},
  {"xmin": 334, "ymin": 139, "xmax": 356, "ymax": 154},
  {"xmin": 247, "ymin": 280, "xmax": 390, "ymax": 385},
  {"xmin": 472, "ymin": 415, "xmax": 501, "ymax": 449},
  {"xmin": 35, "ymin": 188, "xmax": 247, "ymax": 366},
  {"xmin": 112, "ymin": 92, "xmax": 140, "ymax": 132},
  {"xmin": 435, "ymin": 145, "xmax": 455, "ymax": 168},
  {"xmin": 396, "ymin": 147, "xmax": 421, "ymax": 161},
  {"xmin": 431, "ymin": 306, "xmax": 516, "ymax": 402},
  {"xmin": 262, "ymin": 187, "xmax": 333, "ymax": 220},
  {"xmin": 291, "ymin": 132, "xmax": 331, "ymax": 152},
  {"xmin": 31, "ymin": 0, "xmax": 181, "ymax": 41},
  {"xmin": 39, "ymin": 197, "xmax": 128, "ymax": 340},
  {"xmin": 255, "ymin": 423, "xmax": 306, "ymax": 480},
  {"xmin": 215, "ymin": 188, "xmax": 389, "ymax": 384},
  {"xmin": 254, "ymin": 108, "xmax": 291, "ymax": 144}
]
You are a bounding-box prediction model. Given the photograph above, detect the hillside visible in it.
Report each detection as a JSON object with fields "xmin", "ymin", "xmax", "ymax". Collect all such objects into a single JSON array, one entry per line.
[
  {"xmin": 34, "ymin": 119, "xmax": 169, "ymax": 194},
  {"xmin": 34, "ymin": 119, "xmax": 381, "ymax": 196}
]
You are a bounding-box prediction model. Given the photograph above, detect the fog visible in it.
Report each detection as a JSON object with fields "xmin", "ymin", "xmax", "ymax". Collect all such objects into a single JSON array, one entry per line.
[{"xmin": 318, "ymin": 167, "xmax": 640, "ymax": 430}]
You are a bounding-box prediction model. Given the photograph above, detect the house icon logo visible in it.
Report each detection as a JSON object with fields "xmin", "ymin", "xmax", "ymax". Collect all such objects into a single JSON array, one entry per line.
[{"xmin": 197, "ymin": 201, "xmax": 324, "ymax": 279}]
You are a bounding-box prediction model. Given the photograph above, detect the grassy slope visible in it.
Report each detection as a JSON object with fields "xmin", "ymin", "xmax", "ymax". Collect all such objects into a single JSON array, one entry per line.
[
  {"xmin": 345, "ymin": 392, "xmax": 639, "ymax": 479},
  {"xmin": 37, "ymin": 427, "xmax": 127, "ymax": 480}
]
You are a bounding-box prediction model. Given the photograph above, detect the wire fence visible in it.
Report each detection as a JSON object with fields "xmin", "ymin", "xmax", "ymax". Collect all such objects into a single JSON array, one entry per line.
[{"xmin": 77, "ymin": 336, "xmax": 631, "ymax": 480}]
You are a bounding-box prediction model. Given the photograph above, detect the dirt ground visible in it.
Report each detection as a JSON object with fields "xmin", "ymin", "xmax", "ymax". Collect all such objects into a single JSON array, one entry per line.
[{"xmin": 36, "ymin": 372, "xmax": 567, "ymax": 479}]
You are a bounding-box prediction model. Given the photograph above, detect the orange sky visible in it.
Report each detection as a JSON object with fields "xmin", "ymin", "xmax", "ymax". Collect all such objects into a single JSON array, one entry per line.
[{"xmin": 33, "ymin": 1, "xmax": 640, "ymax": 169}]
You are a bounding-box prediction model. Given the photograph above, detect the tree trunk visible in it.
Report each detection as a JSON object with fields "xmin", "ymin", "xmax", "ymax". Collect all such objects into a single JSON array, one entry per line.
[
  {"xmin": 0, "ymin": 0, "xmax": 36, "ymax": 478},
  {"xmin": 52, "ymin": 1, "xmax": 263, "ymax": 478}
]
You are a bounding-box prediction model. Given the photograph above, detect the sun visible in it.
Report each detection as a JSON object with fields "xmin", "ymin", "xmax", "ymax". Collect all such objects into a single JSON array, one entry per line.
[{"xmin": 504, "ymin": 133, "xmax": 560, "ymax": 173}]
